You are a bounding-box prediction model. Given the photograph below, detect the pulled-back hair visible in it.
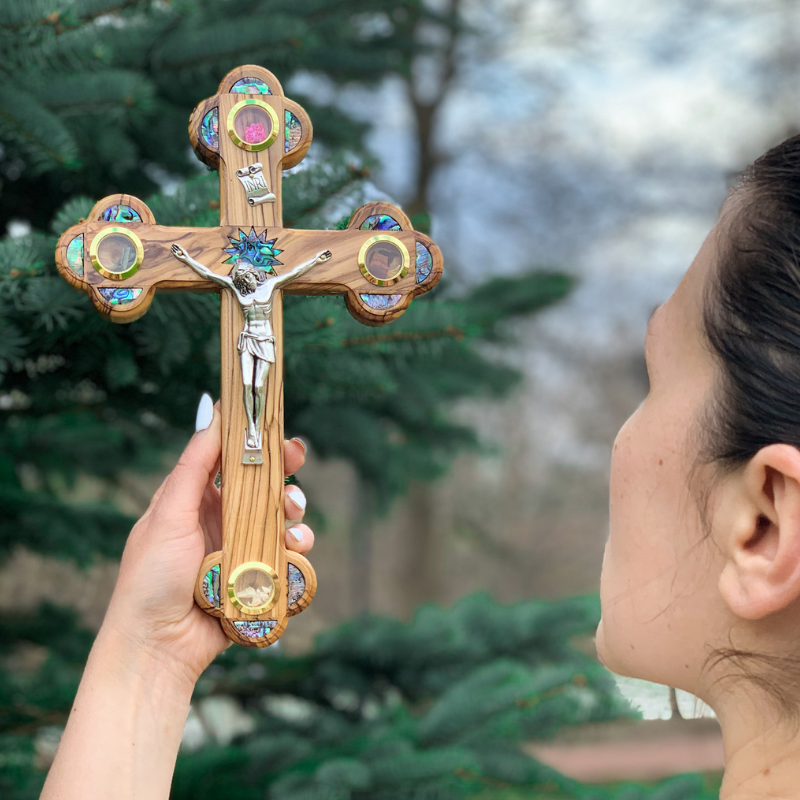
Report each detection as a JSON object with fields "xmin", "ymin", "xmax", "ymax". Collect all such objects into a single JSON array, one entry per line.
[{"xmin": 698, "ymin": 133, "xmax": 800, "ymax": 727}]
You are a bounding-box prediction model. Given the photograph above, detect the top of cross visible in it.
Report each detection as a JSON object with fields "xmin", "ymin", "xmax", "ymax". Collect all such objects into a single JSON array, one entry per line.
[
  {"xmin": 55, "ymin": 65, "xmax": 443, "ymax": 327},
  {"xmin": 188, "ymin": 64, "xmax": 312, "ymax": 229}
]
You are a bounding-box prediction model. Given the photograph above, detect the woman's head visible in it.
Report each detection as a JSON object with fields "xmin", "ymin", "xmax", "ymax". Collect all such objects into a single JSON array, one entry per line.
[{"xmin": 597, "ymin": 134, "xmax": 800, "ymax": 728}]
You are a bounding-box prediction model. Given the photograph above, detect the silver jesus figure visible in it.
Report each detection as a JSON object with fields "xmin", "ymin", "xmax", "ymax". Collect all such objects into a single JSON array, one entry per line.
[{"xmin": 171, "ymin": 244, "xmax": 331, "ymax": 458}]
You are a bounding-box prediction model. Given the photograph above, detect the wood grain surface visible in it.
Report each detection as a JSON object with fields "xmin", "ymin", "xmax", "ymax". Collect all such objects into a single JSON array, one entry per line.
[
  {"xmin": 216, "ymin": 289, "xmax": 284, "ymax": 642},
  {"xmin": 214, "ymin": 67, "xmax": 287, "ymax": 646},
  {"xmin": 56, "ymin": 219, "xmax": 440, "ymax": 326}
]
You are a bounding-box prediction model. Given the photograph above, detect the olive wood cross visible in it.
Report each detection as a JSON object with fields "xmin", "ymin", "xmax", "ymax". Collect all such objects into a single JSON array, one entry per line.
[{"xmin": 54, "ymin": 65, "xmax": 443, "ymax": 648}]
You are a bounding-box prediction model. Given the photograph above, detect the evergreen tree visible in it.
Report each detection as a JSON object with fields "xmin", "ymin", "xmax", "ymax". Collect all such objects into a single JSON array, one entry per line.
[{"xmin": 0, "ymin": 2, "xmax": 721, "ymax": 798}]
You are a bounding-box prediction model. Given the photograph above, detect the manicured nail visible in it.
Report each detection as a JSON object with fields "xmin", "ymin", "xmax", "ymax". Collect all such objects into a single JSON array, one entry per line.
[
  {"xmin": 195, "ymin": 393, "xmax": 214, "ymax": 431},
  {"xmin": 286, "ymin": 487, "xmax": 306, "ymax": 510},
  {"xmin": 289, "ymin": 526, "xmax": 304, "ymax": 542},
  {"xmin": 290, "ymin": 437, "xmax": 307, "ymax": 454}
]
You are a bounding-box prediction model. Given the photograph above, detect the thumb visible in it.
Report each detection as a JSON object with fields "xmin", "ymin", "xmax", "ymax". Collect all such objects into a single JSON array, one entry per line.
[{"xmin": 155, "ymin": 396, "xmax": 221, "ymax": 523}]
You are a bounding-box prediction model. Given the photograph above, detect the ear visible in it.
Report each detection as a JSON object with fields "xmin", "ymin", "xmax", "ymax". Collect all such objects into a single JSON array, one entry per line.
[{"xmin": 718, "ymin": 443, "xmax": 800, "ymax": 620}]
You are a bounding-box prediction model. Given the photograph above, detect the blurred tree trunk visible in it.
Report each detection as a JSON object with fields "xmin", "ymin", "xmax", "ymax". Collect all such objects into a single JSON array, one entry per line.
[
  {"xmin": 401, "ymin": 481, "xmax": 442, "ymax": 614},
  {"xmin": 351, "ymin": 480, "xmax": 374, "ymax": 615},
  {"xmin": 348, "ymin": 0, "xmax": 462, "ymax": 612},
  {"xmin": 404, "ymin": 0, "xmax": 462, "ymax": 217},
  {"xmin": 384, "ymin": 0, "xmax": 463, "ymax": 612}
]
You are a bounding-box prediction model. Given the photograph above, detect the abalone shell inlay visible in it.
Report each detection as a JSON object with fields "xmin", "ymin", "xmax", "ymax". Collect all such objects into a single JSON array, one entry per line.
[
  {"xmin": 285, "ymin": 110, "xmax": 302, "ymax": 153},
  {"xmin": 231, "ymin": 77, "xmax": 271, "ymax": 94},
  {"xmin": 360, "ymin": 214, "xmax": 402, "ymax": 231},
  {"xmin": 100, "ymin": 204, "xmax": 142, "ymax": 223},
  {"xmin": 98, "ymin": 288, "xmax": 143, "ymax": 306},
  {"xmin": 201, "ymin": 107, "xmax": 219, "ymax": 149},
  {"xmin": 233, "ymin": 620, "xmax": 277, "ymax": 639},
  {"xmin": 203, "ymin": 564, "xmax": 220, "ymax": 607},
  {"xmin": 415, "ymin": 242, "xmax": 433, "ymax": 283},
  {"xmin": 66, "ymin": 234, "xmax": 84, "ymax": 276},
  {"xmin": 360, "ymin": 293, "xmax": 402, "ymax": 310},
  {"xmin": 288, "ymin": 563, "xmax": 305, "ymax": 606}
]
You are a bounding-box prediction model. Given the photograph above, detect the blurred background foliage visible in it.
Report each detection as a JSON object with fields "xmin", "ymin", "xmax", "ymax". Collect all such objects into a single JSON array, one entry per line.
[{"xmin": 0, "ymin": 1, "xmax": 722, "ymax": 798}]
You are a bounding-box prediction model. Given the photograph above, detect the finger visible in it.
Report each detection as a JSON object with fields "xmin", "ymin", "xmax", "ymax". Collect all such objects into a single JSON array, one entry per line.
[
  {"xmin": 153, "ymin": 400, "xmax": 221, "ymax": 524},
  {"xmin": 200, "ymin": 466, "xmax": 222, "ymax": 553},
  {"xmin": 142, "ymin": 398, "xmax": 218, "ymax": 516},
  {"xmin": 284, "ymin": 485, "xmax": 306, "ymax": 524},
  {"xmin": 140, "ymin": 470, "xmax": 170, "ymax": 520},
  {"xmin": 285, "ymin": 523, "xmax": 314, "ymax": 555},
  {"xmin": 284, "ymin": 437, "xmax": 306, "ymax": 477}
]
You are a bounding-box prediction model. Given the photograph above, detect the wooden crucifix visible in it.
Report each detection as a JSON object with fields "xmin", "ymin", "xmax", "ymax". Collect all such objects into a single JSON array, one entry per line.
[{"xmin": 54, "ymin": 65, "xmax": 443, "ymax": 648}]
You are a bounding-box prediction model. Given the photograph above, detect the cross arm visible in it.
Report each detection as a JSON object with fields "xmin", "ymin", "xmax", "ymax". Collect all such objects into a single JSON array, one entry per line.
[
  {"xmin": 170, "ymin": 244, "xmax": 235, "ymax": 291},
  {"xmin": 55, "ymin": 196, "xmax": 443, "ymax": 326},
  {"xmin": 277, "ymin": 202, "xmax": 442, "ymax": 325},
  {"xmin": 271, "ymin": 250, "xmax": 332, "ymax": 290}
]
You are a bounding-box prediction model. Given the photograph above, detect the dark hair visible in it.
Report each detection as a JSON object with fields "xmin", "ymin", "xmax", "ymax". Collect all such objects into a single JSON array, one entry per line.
[{"xmin": 698, "ymin": 133, "xmax": 800, "ymax": 726}]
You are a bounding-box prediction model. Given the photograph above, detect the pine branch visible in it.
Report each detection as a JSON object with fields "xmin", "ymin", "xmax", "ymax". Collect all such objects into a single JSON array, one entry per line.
[
  {"xmin": 150, "ymin": 13, "xmax": 308, "ymax": 75},
  {"xmin": 0, "ymin": 85, "xmax": 81, "ymax": 173},
  {"xmin": 283, "ymin": 152, "xmax": 372, "ymax": 227},
  {"xmin": 49, "ymin": 196, "xmax": 95, "ymax": 235},
  {"xmin": 0, "ymin": 318, "xmax": 28, "ymax": 373},
  {"xmin": 28, "ymin": 70, "xmax": 156, "ymax": 117},
  {"xmin": 0, "ymin": 0, "xmax": 150, "ymax": 32},
  {"xmin": 341, "ymin": 325, "xmax": 464, "ymax": 348},
  {"xmin": 0, "ymin": 0, "xmax": 71, "ymax": 30}
]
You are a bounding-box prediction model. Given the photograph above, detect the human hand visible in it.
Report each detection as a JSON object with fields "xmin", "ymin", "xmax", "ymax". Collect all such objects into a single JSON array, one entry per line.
[{"xmin": 101, "ymin": 394, "xmax": 315, "ymax": 687}]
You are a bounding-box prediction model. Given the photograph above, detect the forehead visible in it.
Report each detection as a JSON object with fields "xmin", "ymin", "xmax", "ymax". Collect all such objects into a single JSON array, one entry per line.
[
  {"xmin": 661, "ymin": 214, "xmax": 722, "ymax": 336},
  {"xmin": 646, "ymin": 214, "xmax": 729, "ymax": 400}
]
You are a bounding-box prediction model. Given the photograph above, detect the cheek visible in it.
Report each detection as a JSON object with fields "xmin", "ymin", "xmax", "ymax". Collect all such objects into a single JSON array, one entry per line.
[
  {"xmin": 608, "ymin": 406, "xmax": 654, "ymax": 532},
  {"xmin": 600, "ymin": 411, "xmax": 644, "ymax": 657}
]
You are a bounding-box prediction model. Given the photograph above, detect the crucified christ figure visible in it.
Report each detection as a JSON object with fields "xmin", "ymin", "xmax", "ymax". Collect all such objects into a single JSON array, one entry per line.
[{"xmin": 171, "ymin": 244, "xmax": 331, "ymax": 455}]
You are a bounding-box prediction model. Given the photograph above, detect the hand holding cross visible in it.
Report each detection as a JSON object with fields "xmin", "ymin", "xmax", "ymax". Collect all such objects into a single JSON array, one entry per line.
[{"xmin": 54, "ymin": 65, "xmax": 443, "ymax": 648}]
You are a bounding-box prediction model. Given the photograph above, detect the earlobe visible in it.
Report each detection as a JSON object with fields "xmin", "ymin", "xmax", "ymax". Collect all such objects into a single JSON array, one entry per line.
[
  {"xmin": 717, "ymin": 445, "xmax": 800, "ymax": 620},
  {"xmin": 719, "ymin": 558, "xmax": 760, "ymax": 620}
]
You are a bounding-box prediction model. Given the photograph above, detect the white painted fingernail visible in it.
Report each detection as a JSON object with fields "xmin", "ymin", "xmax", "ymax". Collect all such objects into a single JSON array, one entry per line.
[
  {"xmin": 195, "ymin": 393, "xmax": 214, "ymax": 431},
  {"xmin": 287, "ymin": 487, "xmax": 306, "ymax": 510},
  {"xmin": 290, "ymin": 437, "xmax": 307, "ymax": 454},
  {"xmin": 289, "ymin": 526, "xmax": 304, "ymax": 542}
]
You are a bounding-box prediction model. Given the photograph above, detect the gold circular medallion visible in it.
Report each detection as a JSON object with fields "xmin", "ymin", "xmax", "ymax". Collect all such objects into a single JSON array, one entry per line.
[
  {"xmin": 358, "ymin": 235, "xmax": 409, "ymax": 286},
  {"xmin": 227, "ymin": 98, "xmax": 279, "ymax": 151},
  {"xmin": 89, "ymin": 227, "xmax": 143, "ymax": 281},
  {"xmin": 227, "ymin": 561, "xmax": 280, "ymax": 615}
]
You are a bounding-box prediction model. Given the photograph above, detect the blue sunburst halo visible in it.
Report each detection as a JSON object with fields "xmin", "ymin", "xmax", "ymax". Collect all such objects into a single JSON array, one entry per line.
[{"xmin": 223, "ymin": 228, "xmax": 283, "ymax": 274}]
